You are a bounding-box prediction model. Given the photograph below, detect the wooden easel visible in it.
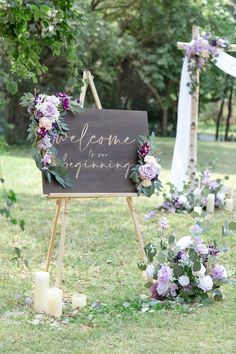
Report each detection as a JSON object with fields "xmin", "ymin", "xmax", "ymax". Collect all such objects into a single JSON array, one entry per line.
[{"xmin": 45, "ymin": 71, "xmax": 146, "ymax": 288}]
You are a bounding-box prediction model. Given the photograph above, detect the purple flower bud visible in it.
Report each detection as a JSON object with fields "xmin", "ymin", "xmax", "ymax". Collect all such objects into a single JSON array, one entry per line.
[{"xmin": 140, "ymin": 142, "xmax": 150, "ymax": 157}]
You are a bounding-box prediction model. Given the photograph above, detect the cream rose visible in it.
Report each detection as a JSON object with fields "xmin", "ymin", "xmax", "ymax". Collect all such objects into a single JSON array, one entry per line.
[
  {"xmin": 178, "ymin": 275, "xmax": 190, "ymax": 287},
  {"xmin": 39, "ymin": 117, "xmax": 53, "ymax": 130},
  {"xmin": 144, "ymin": 155, "xmax": 161, "ymax": 171},
  {"xmin": 142, "ymin": 179, "xmax": 152, "ymax": 188},
  {"xmin": 198, "ymin": 275, "xmax": 213, "ymax": 292}
]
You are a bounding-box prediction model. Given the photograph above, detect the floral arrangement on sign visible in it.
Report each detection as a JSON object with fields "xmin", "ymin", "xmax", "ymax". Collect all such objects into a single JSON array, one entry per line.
[
  {"xmin": 20, "ymin": 92, "xmax": 80, "ymax": 188},
  {"xmin": 139, "ymin": 218, "xmax": 230, "ymax": 304},
  {"xmin": 185, "ymin": 31, "xmax": 230, "ymax": 94},
  {"xmin": 129, "ymin": 133, "xmax": 162, "ymax": 197}
]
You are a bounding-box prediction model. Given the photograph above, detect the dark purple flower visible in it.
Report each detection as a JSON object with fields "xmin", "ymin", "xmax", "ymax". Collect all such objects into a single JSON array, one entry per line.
[
  {"xmin": 208, "ymin": 245, "xmax": 219, "ymax": 256},
  {"xmin": 56, "ymin": 92, "xmax": 70, "ymax": 111},
  {"xmin": 77, "ymin": 97, "xmax": 80, "ymax": 103},
  {"xmin": 210, "ymin": 39, "xmax": 217, "ymax": 47},
  {"xmin": 174, "ymin": 250, "xmax": 185, "ymax": 262},
  {"xmin": 38, "ymin": 128, "xmax": 47, "ymax": 138},
  {"xmin": 174, "ymin": 201, "xmax": 181, "ymax": 209},
  {"xmin": 140, "ymin": 142, "xmax": 150, "ymax": 157}
]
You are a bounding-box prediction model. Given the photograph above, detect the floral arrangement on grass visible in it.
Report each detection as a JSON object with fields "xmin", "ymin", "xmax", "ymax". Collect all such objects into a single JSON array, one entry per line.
[
  {"xmin": 20, "ymin": 92, "xmax": 80, "ymax": 188},
  {"xmin": 139, "ymin": 218, "xmax": 229, "ymax": 304},
  {"xmin": 129, "ymin": 133, "xmax": 162, "ymax": 197},
  {"xmin": 185, "ymin": 31, "xmax": 230, "ymax": 94},
  {"xmin": 153, "ymin": 163, "xmax": 230, "ymax": 215}
]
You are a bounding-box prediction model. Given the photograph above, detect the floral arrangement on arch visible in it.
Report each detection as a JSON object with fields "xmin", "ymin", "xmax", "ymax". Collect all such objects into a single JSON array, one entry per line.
[
  {"xmin": 139, "ymin": 218, "xmax": 230, "ymax": 304},
  {"xmin": 129, "ymin": 133, "xmax": 162, "ymax": 197},
  {"xmin": 20, "ymin": 92, "xmax": 80, "ymax": 188},
  {"xmin": 185, "ymin": 31, "xmax": 230, "ymax": 94}
]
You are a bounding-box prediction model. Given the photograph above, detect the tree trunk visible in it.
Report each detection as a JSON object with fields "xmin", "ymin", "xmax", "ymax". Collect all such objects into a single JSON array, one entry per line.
[
  {"xmin": 225, "ymin": 85, "xmax": 233, "ymax": 141},
  {"xmin": 215, "ymin": 78, "xmax": 228, "ymax": 141},
  {"xmin": 215, "ymin": 97, "xmax": 225, "ymax": 141}
]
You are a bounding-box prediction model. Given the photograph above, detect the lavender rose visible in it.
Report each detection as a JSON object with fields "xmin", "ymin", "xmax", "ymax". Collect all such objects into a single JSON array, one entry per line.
[
  {"xmin": 195, "ymin": 243, "xmax": 208, "ymax": 255},
  {"xmin": 139, "ymin": 164, "xmax": 158, "ymax": 181},
  {"xmin": 157, "ymin": 265, "xmax": 172, "ymax": 295},
  {"xmin": 211, "ymin": 264, "xmax": 227, "ymax": 280}
]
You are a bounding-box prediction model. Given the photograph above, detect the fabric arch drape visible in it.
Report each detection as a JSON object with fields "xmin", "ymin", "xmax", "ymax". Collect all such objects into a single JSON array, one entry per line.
[{"xmin": 170, "ymin": 50, "xmax": 236, "ymax": 189}]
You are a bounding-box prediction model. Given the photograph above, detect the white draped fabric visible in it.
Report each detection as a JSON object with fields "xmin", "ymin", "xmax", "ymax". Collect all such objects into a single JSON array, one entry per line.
[
  {"xmin": 170, "ymin": 57, "xmax": 191, "ymax": 189},
  {"xmin": 170, "ymin": 50, "xmax": 236, "ymax": 189}
]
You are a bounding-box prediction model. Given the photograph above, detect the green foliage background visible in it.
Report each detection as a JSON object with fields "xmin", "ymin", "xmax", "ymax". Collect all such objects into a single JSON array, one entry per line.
[{"xmin": 0, "ymin": 0, "xmax": 236, "ymax": 142}]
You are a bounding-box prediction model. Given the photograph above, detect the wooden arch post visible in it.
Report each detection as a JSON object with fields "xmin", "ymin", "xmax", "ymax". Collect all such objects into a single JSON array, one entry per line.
[{"xmin": 45, "ymin": 70, "xmax": 146, "ymax": 288}]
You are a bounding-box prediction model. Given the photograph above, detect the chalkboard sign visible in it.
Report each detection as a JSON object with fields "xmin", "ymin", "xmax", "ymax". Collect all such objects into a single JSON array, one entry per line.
[{"xmin": 43, "ymin": 109, "xmax": 148, "ymax": 195}]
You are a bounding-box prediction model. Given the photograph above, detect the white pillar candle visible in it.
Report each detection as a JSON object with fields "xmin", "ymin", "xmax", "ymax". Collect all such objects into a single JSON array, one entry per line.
[
  {"xmin": 207, "ymin": 193, "xmax": 215, "ymax": 213},
  {"xmin": 194, "ymin": 206, "xmax": 202, "ymax": 215},
  {"xmin": 34, "ymin": 271, "xmax": 49, "ymax": 313},
  {"xmin": 225, "ymin": 198, "xmax": 234, "ymax": 212},
  {"xmin": 72, "ymin": 293, "xmax": 87, "ymax": 310},
  {"xmin": 47, "ymin": 288, "xmax": 63, "ymax": 317}
]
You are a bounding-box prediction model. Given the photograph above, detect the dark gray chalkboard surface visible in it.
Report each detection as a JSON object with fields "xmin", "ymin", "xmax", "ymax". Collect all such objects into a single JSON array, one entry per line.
[{"xmin": 43, "ymin": 109, "xmax": 148, "ymax": 195}]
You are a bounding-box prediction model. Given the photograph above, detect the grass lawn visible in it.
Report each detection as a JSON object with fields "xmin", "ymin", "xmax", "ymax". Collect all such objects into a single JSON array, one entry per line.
[{"xmin": 0, "ymin": 138, "xmax": 236, "ymax": 354}]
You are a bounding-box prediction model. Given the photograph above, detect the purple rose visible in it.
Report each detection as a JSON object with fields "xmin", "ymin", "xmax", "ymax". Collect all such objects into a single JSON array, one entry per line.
[
  {"xmin": 209, "ymin": 180, "xmax": 219, "ymax": 191},
  {"xmin": 41, "ymin": 153, "xmax": 52, "ymax": 168},
  {"xmin": 191, "ymin": 224, "xmax": 203, "ymax": 234},
  {"xmin": 140, "ymin": 142, "xmax": 150, "ymax": 157},
  {"xmin": 174, "ymin": 201, "xmax": 181, "ymax": 209},
  {"xmin": 211, "ymin": 264, "xmax": 227, "ymax": 280},
  {"xmin": 169, "ymin": 283, "xmax": 178, "ymax": 297},
  {"xmin": 139, "ymin": 164, "xmax": 158, "ymax": 180},
  {"xmin": 37, "ymin": 136, "xmax": 52, "ymax": 150},
  {"xmin": 158, "ymin": 265, "xmax": 172, "ymax": 284}
]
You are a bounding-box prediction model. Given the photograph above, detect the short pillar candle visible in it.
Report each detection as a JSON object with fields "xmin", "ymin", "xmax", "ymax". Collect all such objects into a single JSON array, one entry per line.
[
  {"xmin": 47, "ymin": 288, "xmax": 63, "ymax": 317},
  {"xmin": 34, "ymin": 271, "xmax": 49, "ymax": 313},
  {"xmin": 206, "ymin": 193, "xmax": 215, "ymax": 213},
  {"xmin": 72, "ymin": 294, "xmax": 87, "ymax": 310},
  {"xmin": 225, "ymin": 198, "xmax": 234, "ymax": 212}
]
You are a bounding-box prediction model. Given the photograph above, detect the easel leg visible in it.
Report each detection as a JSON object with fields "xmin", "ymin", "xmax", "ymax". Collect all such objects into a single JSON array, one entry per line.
[
  {"xmin": 126, "ymin": 197, "xmax": 146, "ymax": 259},
  {"xmin": 55, "ymin": 198, "xmax": 69, "ymax": 288},
  {"xmin": 45, "ymin": 198, "xmax": 62, "ymax": 272}
]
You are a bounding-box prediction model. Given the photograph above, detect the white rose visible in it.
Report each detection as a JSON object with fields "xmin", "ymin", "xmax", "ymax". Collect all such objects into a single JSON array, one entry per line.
[
  {"xmin": 39, "ymin": 117, "xmax": 52, "ymax": 130},
  {"xmin": 165, "ymin": 192, "xmax": 172, "ymax": 200},
  {"xmin": 142, "ymin": 179, "xmax": 152, "ymax": 188},
  {"xmin": 178, "ymin": 195, "xmax": 188, "ymax": 205},
  {"xmin": 146, "ymin": 264, "xmax": 155, "ymax": 279},
  {"xmin": 198, "ymin": 275, "xmax": 213, "ymax": 292},
  {"xmin": 178, "ymin": 275, "xmax": 190, "ymax": 287},
  {"xmin": 192, "ymin": 264, "xmax": 206, "ymax": 277},
  {"xmin": 176, "ymin": 236, "xmax": 192, "ymax": 250},
  {"xmin": 216, "ymin": 192, "xmax": 225, "ymax": 203},
  {"xmin": 193, "ymin": 188, "xmax": 202, "ymax": 196}
]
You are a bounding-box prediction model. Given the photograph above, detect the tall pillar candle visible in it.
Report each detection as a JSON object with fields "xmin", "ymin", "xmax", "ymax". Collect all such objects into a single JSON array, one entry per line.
[
  {"xmin": 47, "ymin": 288, "xmax": 63, "ymax": 317},
  {"xmin": 225, "ymin": 198, "xmax": 234, "ymax": 212},
  {"xmin": 206, "ymin": 193, "xmax": 215, "ymax": 213},
  {"xmin": 34, "ymin": 271, "xmax": 49, "ymax": 313}
]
